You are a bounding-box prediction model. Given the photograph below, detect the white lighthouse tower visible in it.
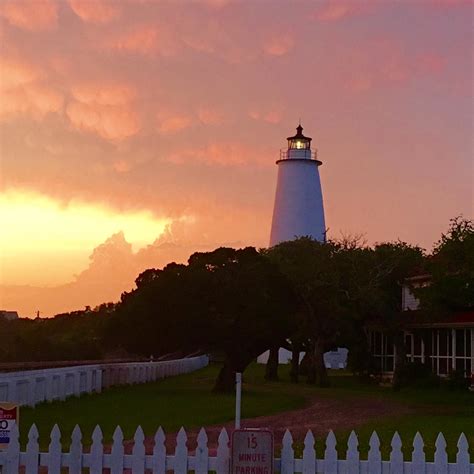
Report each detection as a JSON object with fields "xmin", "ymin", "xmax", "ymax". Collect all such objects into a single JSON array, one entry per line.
[{"xmin": 270, "ymin": 124, "xmax": 325, "ymax": 246}]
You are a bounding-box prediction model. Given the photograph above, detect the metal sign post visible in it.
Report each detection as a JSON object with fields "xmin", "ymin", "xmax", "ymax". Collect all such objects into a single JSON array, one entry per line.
[{"xmin": 235, "ymin": 372, "xmax": 242, "ymax": 429}]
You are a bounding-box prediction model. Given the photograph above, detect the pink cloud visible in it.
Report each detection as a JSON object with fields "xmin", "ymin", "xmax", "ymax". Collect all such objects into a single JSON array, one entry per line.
[
  {"xmin": 166, "ymin": 142, "xmax": 272, "ymax": 167},
  {"xmin": 113, "ymin": 160, "xmax": 132, "ymax": 173},
  {"xmin": 312, "ymin": 1, "xmax": 370, "ymax": 22},
  {"xmin": 342, "ymin": 40, "xmax": 447, "ymax": 93},
  {"xmin": 263, "ymin": 34, "xmax": 295, "ymax": 57},
  {"xmin": 249, "ymin": 106, "xmax": 284, "ymax": 124},
  {"xmin": 197, "ymin": 107, "xmax": 223, "ymax": 125},
  {"xmin": 104, "ymin": 25, "xmax": 178, "ymax": 57},
  {"xmin": 0, "ymin": 57, "xmax": 41, "ymax": 89},
  {"xmin": 67, "ymin": 81, "xmax": 139, "ymax": 141},
  {"xmin": 71, "ymin": 82, "xmax": 136, "ymax": 106},
  {"xmin": 0, "ymin": 0, "xmax": 58, "ymax": 31},
  {"xmin": 69, "ymin": 0, "xmax": 121, "ymax": 24},
  {"xmin": 417, "ymin": 53, "xmax": 446, "ymax": 74},
  {"xmin": 0, "ymin": 56, "xmax": 62, "ymax": 120},
  {"xmin": 66, "ymin": 101, "xmax": 140, "ymax": 141},
  {"xmin": 0, "ymin": 82, "xmax": 63, "ymax": 120},
  {"xmin": 157, "ymin": 113, "xmax": 194, "ymax": 134},
  {"xmin": 427, "ymin": 0, "xmax": 472, "ymax": 7}
]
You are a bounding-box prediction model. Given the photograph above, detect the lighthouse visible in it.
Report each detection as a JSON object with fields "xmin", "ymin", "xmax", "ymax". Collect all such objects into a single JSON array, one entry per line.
[{"xmin": 269, "ymin": 125, "xmax": 325, "ymax": 246}]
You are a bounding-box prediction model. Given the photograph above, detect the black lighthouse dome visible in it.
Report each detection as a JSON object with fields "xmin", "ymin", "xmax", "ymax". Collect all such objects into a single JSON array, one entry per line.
[{"xmin": 287, "ymin": 124, "xmax": 312, "ymax": 150}]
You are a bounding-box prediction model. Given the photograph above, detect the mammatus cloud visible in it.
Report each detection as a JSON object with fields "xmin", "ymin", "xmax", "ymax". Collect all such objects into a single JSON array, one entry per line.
[
  {"xmin": 166, "ymin": 142, "xmax": 273, "ymax": 167},
  {"xmin": 0, "ymin": 56, "xmax": 63, "ymax": 120},
  {"xmin": 157, "ymin": 112, "xmax": 194, "ymax": 134},
  {"xmin": 342, "ymin": 41, "xmax": 447, "ymax": 93},
  {"xmin": 66, "ymin": 82, "xmax": 140, "ymax": 140},
  {"xmin": 312, "ymin": 0, "xmax": 469, "ymax": 23},
  {"xmin": 68, "ymin": 0, "xmax": 121, "ymax": 24},
  {"xmin": 103, "ymin": 25, "xmax": 178, "ymax": 57},
  {"xmin": 0, "ymin": 0, "xmax": 58, "ymax": 31},
  {"xmin": 312, "ymin": 1, "xmax": 370, "ymax": 22},
  {"xmin": 249, "ymin": 106, "xmax": 284, "ymax": 124},
  {"xmin": 263, "ymin": 34, "xmax": 295, "ymax": 57}
]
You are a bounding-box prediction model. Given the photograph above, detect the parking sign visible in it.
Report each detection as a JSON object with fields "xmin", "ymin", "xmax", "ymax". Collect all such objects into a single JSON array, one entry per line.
[
  {"xmin": 0, "ymin": 403, "xmax": 19, "ymax": 450},
  {"xmin": 231, "ymin": 429, "xmax": 274, "ymax": 474}
]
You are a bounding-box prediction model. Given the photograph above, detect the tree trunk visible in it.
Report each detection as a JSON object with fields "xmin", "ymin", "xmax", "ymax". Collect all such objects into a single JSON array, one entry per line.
[
  {"xmin": 392, "ymin": 331, "xmax": 406, "ymax": 391},
  {"xmin": 290, "ymin": 348, "xmax": 300, "ymax": 383},
  {"xmin": 265, "ymin": 346, "xmax": 279, "ymax": 381},
  {"xmin": 314, "ymin": 338, "xmax": 329, "ymax": 387},
  {"xmin": 213, "ymin": 353, "xmax": 254, "ymax": 392},
  {"xmin": 213, "ymin": 363, "xmax": 236, "ymax": 393}
]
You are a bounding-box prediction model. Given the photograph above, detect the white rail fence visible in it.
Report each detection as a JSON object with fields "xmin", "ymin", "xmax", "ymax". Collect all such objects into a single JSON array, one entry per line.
[
  {"xmin": 0, "ymin": 424, "xmax": 472, "ymax": 473},
  {"xmin": 0, "ymin": 355, "xmax": 209, "ymax": 407}
]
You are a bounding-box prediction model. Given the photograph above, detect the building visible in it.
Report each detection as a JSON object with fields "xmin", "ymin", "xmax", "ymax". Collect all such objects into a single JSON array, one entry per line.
[
  {"xmin": 0, "ymin": 310, "xmax": 19, "ymax": 321},
  {"xmin": 269, "ymin": 124, "xmax": 325, "ymax": 246},
  {"xmin": 370, "ymin": 277, "xmax": 474, "ymax": 377}
]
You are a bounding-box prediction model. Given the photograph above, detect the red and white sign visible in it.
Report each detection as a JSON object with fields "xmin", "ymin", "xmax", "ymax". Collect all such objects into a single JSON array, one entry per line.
[
  {"xmin": 0, "ymin": 402, "xmax": 19, "ymax": 450},
  {"xmin": 231, "ymin": 429, "xmax": 274, "ymax": 474}
]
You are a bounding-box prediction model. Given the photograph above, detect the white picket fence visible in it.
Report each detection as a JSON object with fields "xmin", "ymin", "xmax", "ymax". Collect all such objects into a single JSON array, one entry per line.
[
  {"xmin": 0, "ymin": 424, "xmax": 472, "ymax": 473},
  {"xmin": 0, "ymin": 355, "xmax": 209, "ymax": 407}
]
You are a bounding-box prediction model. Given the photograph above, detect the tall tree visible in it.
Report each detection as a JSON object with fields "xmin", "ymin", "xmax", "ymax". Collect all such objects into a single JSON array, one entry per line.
[
  {"xmin": 265, "ymin": 238, "xmax": 355, "ymax": 386},
  {"xmin": 417, "ymin": 217, "xmax": 474, "ymax": 314},
  {"xmin": 109, "ymin": 247, "xmax": 296, "ymax": 392},
  {"xmin": 369, "ymin": 242, "xmax": 426, "ymax": 389}
]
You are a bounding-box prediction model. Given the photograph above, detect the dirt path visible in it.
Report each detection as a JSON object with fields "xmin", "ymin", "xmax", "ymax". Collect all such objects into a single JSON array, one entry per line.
[{"xmin": 123, "ymin": 395, "xmax": 413, "ymax": 454}]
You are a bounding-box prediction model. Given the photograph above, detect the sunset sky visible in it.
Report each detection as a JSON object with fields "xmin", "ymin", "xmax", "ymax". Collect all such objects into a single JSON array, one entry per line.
[{"xmin": 0, "ymin": 0, "xmax": 472, "ymax": 317}]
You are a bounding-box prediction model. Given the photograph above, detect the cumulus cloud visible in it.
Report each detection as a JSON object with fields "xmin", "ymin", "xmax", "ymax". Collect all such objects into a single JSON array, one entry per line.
[
  {"xmin": 66, "ymin": 81, "xmax": 140, "ymax": 141},
  {"xmin": 0, "ymin": 0, "xmax": 58, "ymax": 31},
  {"xmin": 1, "ymin": 206, "xmax": 269, "ymax": 316},
  {"xmin": 69, "ymin": 0, "xmax": 121, "ymax": 24}
]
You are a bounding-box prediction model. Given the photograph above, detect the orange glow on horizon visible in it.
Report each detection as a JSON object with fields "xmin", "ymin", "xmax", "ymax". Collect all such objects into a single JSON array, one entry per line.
[{"xmin": 0, "ymin": 190, "xmax": 170, "ymax": 286}]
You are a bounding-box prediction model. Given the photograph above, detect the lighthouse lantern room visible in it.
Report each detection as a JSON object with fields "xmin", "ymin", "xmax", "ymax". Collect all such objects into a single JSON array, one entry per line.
[{"xmin": 269, "ymin": 124, "xmax": 326, "ymax": 246}]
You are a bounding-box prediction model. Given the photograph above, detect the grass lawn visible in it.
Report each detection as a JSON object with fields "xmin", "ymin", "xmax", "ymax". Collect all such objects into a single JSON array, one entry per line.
[{"xmin": 19, "ymin": 363, "xmax": 474, "ymax": 460}]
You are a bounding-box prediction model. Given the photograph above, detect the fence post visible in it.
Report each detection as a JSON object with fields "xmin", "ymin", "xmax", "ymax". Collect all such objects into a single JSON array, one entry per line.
[
  {"xmin": 110, "ymin": 426, "xmax": 124, "ymax": 474},
  {"xmin": 412, "ymin": 432, "xmax": 426, "ymax": 474},
  {"xmin": 47, "ymin": 425, "xmax": 62, "ymax": 474},
  {"xmin": 68, "ymin": 425, "xmax": 83, "ymax": 474},
  {"xmin": 24, "ymin": 424, "xmax": 39, "ymax": 474},
  {"xmin": 346, "ymin": 431, "xmax": 360, "ymax": 474},
  {"xmin": 195, "ymin": 428, "xmax": 209, "ymax": 474},
  {"xmin": 89, "ymin": 425, "xmax": 104, "ymax": 474},
  {"xmin": 389, "ymin": 432, "xmax": 403, "ymax": 474},
  {"xmin": 434, "ymin": 433, "xmax": 448, "ymax": 474},
  {"xmin": 152, "ymin": 427, "xmax": 166, "ymax": 474},
  {"xmin": 281, "ymin": 430, "xmax": 294, "ymax": 474},
  {"xmin": 368, "ymin": 431, "xmax": 382, "ymax": 474},
  {"xmin": 302, "ymin": 430, "xmax": 315, "ymax": 474},
  {"xmin": 324, "ymin": 431, "xmax": 337, "ymax": 474},
  {"xmin": 216, "ymin": 428, "xmax": 230, "ymax": 474},
  {"xmin": 174, "ymin": 427, "xmax": 188, "ymax": 474},
  {"xmin": 456, "ymin": 433, "xmax": 470, "ymax": 474},
  {"xmin": 132, "ymin": 426, "xmax": 146, "ymax": 473}
]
